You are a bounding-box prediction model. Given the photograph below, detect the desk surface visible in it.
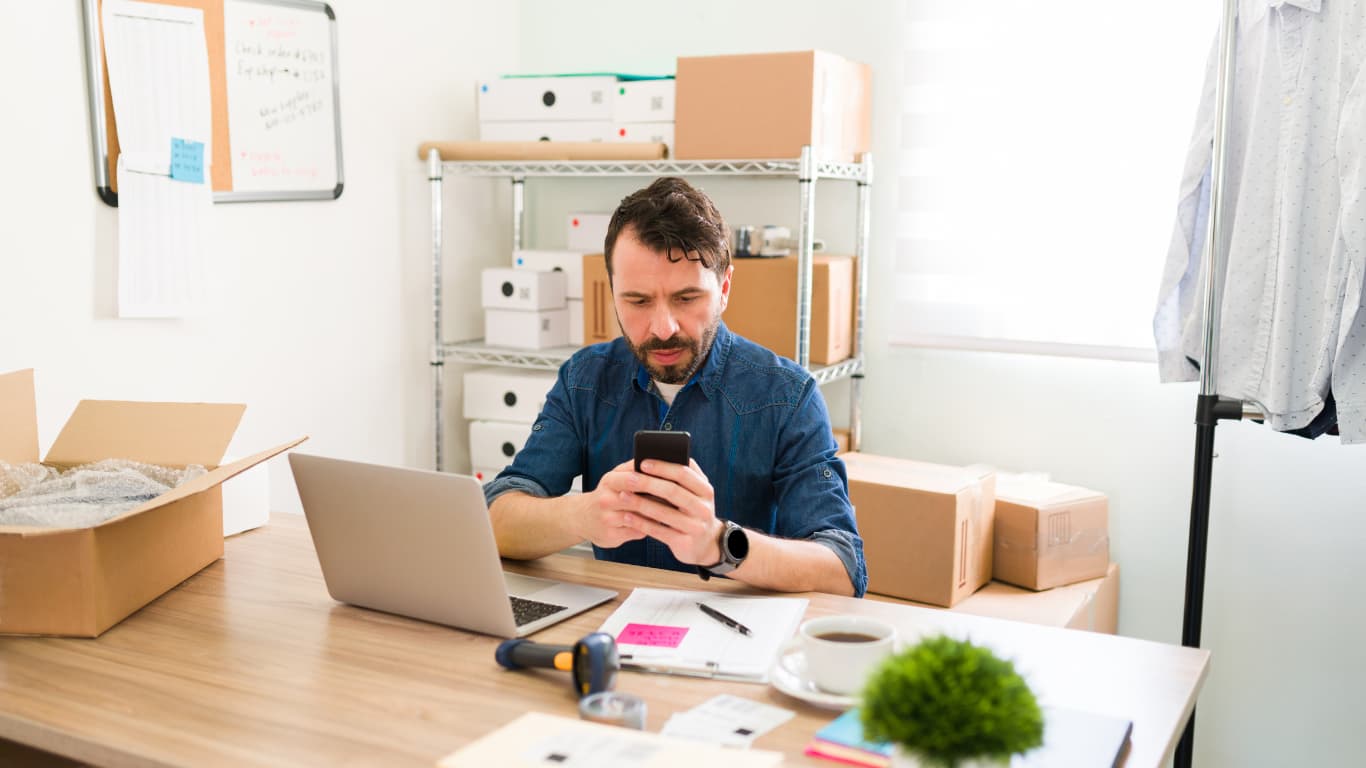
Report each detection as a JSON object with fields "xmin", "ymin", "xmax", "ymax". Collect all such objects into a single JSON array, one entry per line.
[{"xmin": 0, "ymin": 514, "xmax": 1208, "ymax": 767}]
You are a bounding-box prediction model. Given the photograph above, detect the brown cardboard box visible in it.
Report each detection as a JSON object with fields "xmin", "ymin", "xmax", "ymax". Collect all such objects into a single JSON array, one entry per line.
[
  {"xmin": 675, "ymin": 51, "xmax": 872, "ymax": 163},
  {"xmin": 993, "ymin": 475, "xmax": 1110, "ymax": 590},
  {"xmin": 866, "ymin": 563, "xmax": 1120, "ymax": 634},
  {"xmin": 842, "ymin": 452, "xmax": 995, "ymax": 607},
  {"xmin": 0, "ymin": 369, "xmax": 304, "ymax": 637},
  {"xmin": 581, "ymin": 253, "xmax": 620, "ymax": 346},
  {"xmin": 725, "ymin": 255, "xmax": 855, "ymax": 365}
]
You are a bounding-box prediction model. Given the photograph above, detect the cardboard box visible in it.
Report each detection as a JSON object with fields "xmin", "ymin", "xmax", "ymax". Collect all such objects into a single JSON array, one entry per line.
[
  {"xmin": 567, "ymin": 213, "xmax": 611, "ymax": 253},
  {"xmin": 612, "ymin": 79, "xmax": 675, "ymax": 122},
  {"xmin": 481, "ymin": 267, "xmax": 568, "ymax": 311},
  {"xmin": 610, "ymin": 122, "xmax": 675, "ymax": 157},
  {"xmin": 568, "ymin": 299, "xmax": 584, "ymax": 346},
  {"xmin": 582, "ymin": 253, "xmax": 621, "ymax": 346},
  {"xmin": 478, "ymin": 120, "xmax": 611, "ymax": 143},
  {"xmin": 485, "ymin": 307, "xmax": 571, "ymax": 349},
  {"xmin": 993, "ymin": 475, "xmax": 1110, "ymax": 591},
  {"xmin": 675, "ymin": 51, "xmax": 871, "ymax": 162},
  {"xmin": 477, "ymin": 76, "xmax": 616, "ymax": 122},
  {"xmin": 0, "ymin": 369, "xmax": 303, "ymax": 637},
  {"xmin": 841, "ymin": 452, "xmax": 995, "ymax": 607},
  {"xmin": 469, "ymin": 420, "xmax": 532, "ymax": 469},
  {"xmin": 725, "ymin": 255, "xmax": 855, "ymax": 365},
  {"xmin": 464, "ymin": 366, "xmax": 560, "ymax": 420},
  {"xmin": 514, "ymin": 250, "xmax": 587, "ymax": 300},
  {"xmin": 867, "ymin": 563, "xmax": 1120, "ymax": 634},
  {"xmin": 463, "ymin": 367, "xmax": 558, "ymax": 423}
]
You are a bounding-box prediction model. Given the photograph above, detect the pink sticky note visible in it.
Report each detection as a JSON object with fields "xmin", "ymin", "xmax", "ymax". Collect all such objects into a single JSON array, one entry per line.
[{"xmin": 617, "ymin": 623, "xmax": 689, "ymax": 648}]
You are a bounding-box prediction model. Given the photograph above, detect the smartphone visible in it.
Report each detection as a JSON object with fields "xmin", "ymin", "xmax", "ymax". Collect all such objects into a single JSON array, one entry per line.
[
  {"xmin": 633, "ymin": 429, "xmax": 691, "ymax": 472},
  {"xmin": 633, "ymin": 430, "xmax": 691, "ymax": 508}
]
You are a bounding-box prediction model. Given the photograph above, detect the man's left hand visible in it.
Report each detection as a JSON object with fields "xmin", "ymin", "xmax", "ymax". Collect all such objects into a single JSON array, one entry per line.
[{"xmin": 617, "ymin": 458, "xmax": 724, "ymax": 567}]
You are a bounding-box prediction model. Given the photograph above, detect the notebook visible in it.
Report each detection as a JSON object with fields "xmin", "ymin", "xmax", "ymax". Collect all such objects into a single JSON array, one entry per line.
[
  {"xmin": 289, "ymin": 453, "xmax": 616, "ymax": 638},
  {"xmin": 597, "ymin": 587, "xmax": 807, "ymax": 682}
]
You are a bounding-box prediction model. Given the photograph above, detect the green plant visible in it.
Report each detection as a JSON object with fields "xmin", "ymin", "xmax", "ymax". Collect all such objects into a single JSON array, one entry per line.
[{"xmin": 860, "ymin": 634, "xmax": 1044, "ymax": 767}]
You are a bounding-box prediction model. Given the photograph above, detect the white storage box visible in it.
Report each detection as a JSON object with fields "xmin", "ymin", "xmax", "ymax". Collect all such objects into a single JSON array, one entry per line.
[
  {"xmin": 485, "ymin": 307, "xmax": 571, "ymax": 349},
  {"xmin": 463, "ymin": 367, "xmax": 558, "ymax": 423},
  {"xmin": 473, "ymin": 466, "xmax": 503, "ymax": 486},
  {"xmin": 478, "ymin": 121, "xmax": 610, "ymax": 143},
  {"xmin": 610, "ymin": 122, "xmax": 674, "ymax": 157},
  {"xmin": 567, "ymin": 213, "xmax": 611, "ymax": 253},
  {"xmin": 612, "ymin": 79, "xmax": 675, "ymax": 122},
  {"xmin": 470, "ymin": 420, "xmax": 533, "ymax": 469},
  {"xmin": 477, "ymin": 76, "xmax": 616, "ymax": 122},
  {"xmin": 481, "ymin": 267, "xmax": 568, "ymax": 311},
  {"xmin": 568, "ymin": 299, "xmax": 584, "ymax": 346},
  {"xmin": 513, "ymin": 250, "xmax": 587, "ymax": 300}
]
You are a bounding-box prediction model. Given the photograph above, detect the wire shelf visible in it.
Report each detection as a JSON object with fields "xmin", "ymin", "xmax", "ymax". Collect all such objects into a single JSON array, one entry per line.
[
  {"xmin": 438, "ymin": 339, "xmax": 863, "ymax": 383},
  {"xmin": 435, "ymin": 157, "xmax": 867, "ymax": 182}
]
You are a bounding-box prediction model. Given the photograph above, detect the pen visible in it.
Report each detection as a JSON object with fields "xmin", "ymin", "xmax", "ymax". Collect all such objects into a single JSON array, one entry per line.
[{"xmin": 697, "ymin": 602, "xmax": 752, "ymax": 636}]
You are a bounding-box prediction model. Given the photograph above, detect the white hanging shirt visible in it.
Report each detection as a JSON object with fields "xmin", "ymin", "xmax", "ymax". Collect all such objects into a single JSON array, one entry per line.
[{"xmin": 1155, "ymin": 0, "xmax": 1366, "ymax": 439}]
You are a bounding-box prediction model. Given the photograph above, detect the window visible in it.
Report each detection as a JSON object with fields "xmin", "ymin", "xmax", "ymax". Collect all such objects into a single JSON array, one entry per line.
[{"xmin": 894, "ymin": 1, "xmax": 1221, "ymax": 359}]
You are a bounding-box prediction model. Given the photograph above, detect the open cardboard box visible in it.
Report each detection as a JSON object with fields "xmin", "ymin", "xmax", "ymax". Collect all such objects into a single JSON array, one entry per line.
[{"xmin": 0, "ymin": 369, "xmax": 305, "ymax": 637}]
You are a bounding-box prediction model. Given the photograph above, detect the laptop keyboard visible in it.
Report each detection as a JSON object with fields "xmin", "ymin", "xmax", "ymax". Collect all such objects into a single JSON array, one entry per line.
[{"xmin": 510, "ymin": 595, "xmax": 568, "ymax": 626}]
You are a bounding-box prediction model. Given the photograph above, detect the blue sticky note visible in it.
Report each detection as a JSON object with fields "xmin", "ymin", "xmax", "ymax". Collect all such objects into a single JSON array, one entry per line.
[{"xmin": 170, "ymin": 138, "xmax": 205, "ymax": 184}]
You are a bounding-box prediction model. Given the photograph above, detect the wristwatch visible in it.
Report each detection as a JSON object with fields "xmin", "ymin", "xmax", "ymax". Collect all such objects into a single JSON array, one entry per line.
[{"xmin": 698, "ymin": 520, "xmax": 749, "ymax": 580}]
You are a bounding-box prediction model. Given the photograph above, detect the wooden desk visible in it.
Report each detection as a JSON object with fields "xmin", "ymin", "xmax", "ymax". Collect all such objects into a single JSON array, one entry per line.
[{"xmin": 0, "ymin": 514, "xmax": 1207, "ymax": 767}]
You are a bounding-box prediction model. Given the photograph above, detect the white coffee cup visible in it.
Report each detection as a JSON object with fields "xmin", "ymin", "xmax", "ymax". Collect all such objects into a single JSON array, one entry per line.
[{"xmin": 798, "ymin": 615, "xmax": 897, "ymax": 695}]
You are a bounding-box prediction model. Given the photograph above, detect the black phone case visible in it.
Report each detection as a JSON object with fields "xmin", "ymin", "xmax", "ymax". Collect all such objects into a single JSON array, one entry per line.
[{"xmin": 633, "ymin": 430, "xmax": 691, "ymax": 473}]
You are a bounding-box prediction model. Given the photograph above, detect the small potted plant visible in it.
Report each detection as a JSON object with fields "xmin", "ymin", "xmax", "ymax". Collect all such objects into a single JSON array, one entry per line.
[{"xmin": 860, "ymin": 634, "xmax": 1044, "ymax": 768}]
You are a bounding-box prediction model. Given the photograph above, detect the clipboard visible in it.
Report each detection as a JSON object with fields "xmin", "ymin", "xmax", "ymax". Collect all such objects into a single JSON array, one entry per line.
[{"xmin": 598, "ymin": 588, "xmax": 808, "ymax": 683}]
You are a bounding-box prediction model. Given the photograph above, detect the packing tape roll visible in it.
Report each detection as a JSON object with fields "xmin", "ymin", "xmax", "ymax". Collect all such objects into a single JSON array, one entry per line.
[{"xmin": 578, "ymin": 691, "xmax": 647, "ymax": 730}]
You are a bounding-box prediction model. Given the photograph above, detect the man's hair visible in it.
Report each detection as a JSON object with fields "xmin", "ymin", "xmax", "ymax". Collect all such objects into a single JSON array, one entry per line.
[{"xmin": 603, "ymin": 177, "xmax": 730, "ymax": 281}]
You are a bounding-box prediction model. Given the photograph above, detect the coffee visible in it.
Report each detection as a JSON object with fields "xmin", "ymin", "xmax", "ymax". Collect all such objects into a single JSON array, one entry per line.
[{"xmin": 814, "ymin": 631, "xmax": 880, "ymax": 643}]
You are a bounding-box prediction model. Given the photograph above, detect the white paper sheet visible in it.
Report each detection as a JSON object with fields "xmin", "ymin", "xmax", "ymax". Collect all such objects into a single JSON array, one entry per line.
[
  {"xmin": 599, "ymin": 588, "xmax": 807, "ymax": 682},
  {"xmin": 102, "ymin": 0, "xmax": 213, "ymax": 318},
  {"xmin": 660, "ymin": 694, "xmax": 795, "ymax": 747}
]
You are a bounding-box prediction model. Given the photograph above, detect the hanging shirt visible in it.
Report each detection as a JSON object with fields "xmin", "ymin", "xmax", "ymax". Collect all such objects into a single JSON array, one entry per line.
[{"xmin": 1154, "ymin": 0, "xmax": 1366, "ymax": 439}]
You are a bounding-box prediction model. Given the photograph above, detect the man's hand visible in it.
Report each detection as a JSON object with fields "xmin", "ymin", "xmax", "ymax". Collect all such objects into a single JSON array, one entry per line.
[
  {"xmin": 573, "ymin": 460, "xmax": 650, "ymax": 549},
  {"xmin": 612, "ymin": 458, "xmax": 724, "ymax": 566}
]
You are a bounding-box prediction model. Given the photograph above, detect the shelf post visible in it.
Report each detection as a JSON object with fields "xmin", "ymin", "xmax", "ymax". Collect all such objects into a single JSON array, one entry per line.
[
  {"xmin": 428, "ymin": 148, "xmax": 446, "ymax": 471},
  {"xmin": 850, "ymin": 152, "xmax": 873, "ymax": 452},
  {"xmin": 796, "ymin": 146, "xmax": 817, "ymax": 369},
  {"xmin": 512, "ymin": 177, "xmax": 526, "ymax": 251}
]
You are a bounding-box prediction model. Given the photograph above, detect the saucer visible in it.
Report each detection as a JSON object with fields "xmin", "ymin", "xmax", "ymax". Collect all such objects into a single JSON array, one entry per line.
[{"xmin": 768, "ymin": 646, "xmax": 858, "ymax": 710}]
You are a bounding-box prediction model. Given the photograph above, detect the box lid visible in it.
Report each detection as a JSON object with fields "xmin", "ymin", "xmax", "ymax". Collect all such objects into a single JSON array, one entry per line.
[
  {"xmin": 842, "ymin": 452, "xmax": 991, "ymax": 494},
  {"xmin": 0, "ymin": 369, "xmax": 40, "ymax": 464},
  {"xmin": 44, "ymin": 400, "xmax": 246, "ymax": 470}
]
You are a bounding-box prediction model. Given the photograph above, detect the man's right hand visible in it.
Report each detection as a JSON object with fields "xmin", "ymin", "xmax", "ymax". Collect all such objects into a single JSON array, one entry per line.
[{"xmin": 574, "ymin": 460, "xmax": 650, "ymax": 549}]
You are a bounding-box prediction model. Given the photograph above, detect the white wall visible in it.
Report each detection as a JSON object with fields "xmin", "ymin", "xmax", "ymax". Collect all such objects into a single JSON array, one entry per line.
[
  {"xmin": 518, "ymin": 1, "xmax": 1366, "ymax": 765},
  {"xmin": 0, "ymin": 0, "xmax": 519, "ymax": 509}
]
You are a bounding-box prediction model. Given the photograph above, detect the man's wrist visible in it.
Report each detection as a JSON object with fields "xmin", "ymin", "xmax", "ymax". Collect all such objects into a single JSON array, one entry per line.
[{"xmin": 700, "ymin": 517, "xmax": 725, "ymax": 567}]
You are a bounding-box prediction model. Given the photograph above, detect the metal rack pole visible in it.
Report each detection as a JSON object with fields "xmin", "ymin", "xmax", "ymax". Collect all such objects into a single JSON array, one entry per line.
[
  {"xmin": 428, "ymin": 148, "xmax": 446, "ymax": 472},
  {"xmin": 796, "ymin": 146, "xmax": 817, "ymax": 369},
  {"xmin": 850, "ymin": 152, "xmax": 873, "ymax": 453},
  {"xmin": 1176, "ymin": 1, "xmax": 1241, "ymax": 765},
  {"xmin": 512, "ymin": 177, "xmax": 526, "ymax": 251}
]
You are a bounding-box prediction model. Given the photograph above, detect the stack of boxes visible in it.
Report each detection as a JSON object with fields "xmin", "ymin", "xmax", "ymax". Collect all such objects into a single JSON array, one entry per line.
[
  {"xmin": 463, "ymin": 367, "xmax": 558, "ymax": 487},
  {"xmin": 476, "ymin": 76, "xmax": 676, "ymax": 156},
  {"xmin": 840, "ymin": 451, "xmax": 1118, "ymax": 633}
]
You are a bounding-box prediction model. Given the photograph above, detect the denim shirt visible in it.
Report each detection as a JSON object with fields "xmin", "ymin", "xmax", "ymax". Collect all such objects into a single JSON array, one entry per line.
[{"xmin": 484, "ymin": 322, "xmax": 868, "ymax": 597}]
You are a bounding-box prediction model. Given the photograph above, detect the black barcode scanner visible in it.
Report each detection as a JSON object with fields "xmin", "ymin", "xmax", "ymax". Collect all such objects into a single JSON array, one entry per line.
[{"xmin": 495, "ymin": 632, "xmax": 619, "ymax": 697}]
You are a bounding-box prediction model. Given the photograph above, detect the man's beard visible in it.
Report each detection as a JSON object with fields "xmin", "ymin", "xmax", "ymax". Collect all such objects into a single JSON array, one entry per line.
[{"xmin": 626, "ymin": 312, "xmax": 722, "ymax": 385}]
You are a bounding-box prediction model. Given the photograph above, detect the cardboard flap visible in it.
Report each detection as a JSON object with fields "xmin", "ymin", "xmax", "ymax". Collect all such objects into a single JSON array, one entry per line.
[
  {"xmin": 0, "ymin": 369, "xmax": 40, "ymax": 464},
  {"xmin": 45, "ymin": 401, "xmax": 246, "ymax": 469},
  {"xmin": 105, "ymin": 437, "xmax": 308, "ymax": 524}
]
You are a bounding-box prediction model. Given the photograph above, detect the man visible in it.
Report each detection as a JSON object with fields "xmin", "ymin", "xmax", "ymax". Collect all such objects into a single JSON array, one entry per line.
[{"xmin": 484, "ymin": 177, "xmax": 866, "ymax": 597}]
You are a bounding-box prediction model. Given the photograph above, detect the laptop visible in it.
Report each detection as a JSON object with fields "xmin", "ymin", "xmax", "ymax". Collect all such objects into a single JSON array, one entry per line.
[{"xmin": 289, "ymin": 453, "xmax": 617, "ymax": 638}]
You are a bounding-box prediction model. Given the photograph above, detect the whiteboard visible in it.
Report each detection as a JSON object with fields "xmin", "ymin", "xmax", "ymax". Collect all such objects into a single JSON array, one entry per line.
[
  {"xmin": 220, "ymin": 0, "xmax": 341, "ymax": 199},
  {"xmin": 83, "ymin": 0, "xmax": 344, "ymax": 205}
]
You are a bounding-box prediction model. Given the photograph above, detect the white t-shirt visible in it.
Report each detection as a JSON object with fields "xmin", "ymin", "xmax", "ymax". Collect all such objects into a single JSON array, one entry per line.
[{"xmin": 654, "ymin": 380, "xmax": 684, "ymax": 406}]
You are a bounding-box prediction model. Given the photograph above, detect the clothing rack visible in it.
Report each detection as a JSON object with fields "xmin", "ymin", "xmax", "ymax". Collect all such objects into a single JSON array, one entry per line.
[{"xmin": 1175, "ymin": 1, "xmax": 1263, "ymax": 765}]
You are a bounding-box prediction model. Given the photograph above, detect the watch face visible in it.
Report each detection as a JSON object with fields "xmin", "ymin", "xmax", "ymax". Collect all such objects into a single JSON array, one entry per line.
[{"xmin": 724, "ymin": 523, "xmax": 749, "ymax": 562}]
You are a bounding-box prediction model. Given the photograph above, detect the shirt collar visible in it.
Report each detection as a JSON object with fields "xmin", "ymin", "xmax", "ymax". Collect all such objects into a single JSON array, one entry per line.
[{"xmin": 631, "ymin": 322, "xmax": 734, "ymax": 399}]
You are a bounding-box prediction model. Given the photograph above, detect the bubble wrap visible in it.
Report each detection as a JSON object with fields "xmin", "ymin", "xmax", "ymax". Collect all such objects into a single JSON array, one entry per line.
[{"xmin": 0, "ymin": 459, "xmax": 207, "ymax": 528}]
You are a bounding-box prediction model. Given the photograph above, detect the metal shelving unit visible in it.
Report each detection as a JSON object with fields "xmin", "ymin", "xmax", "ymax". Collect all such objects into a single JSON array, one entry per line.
[{"xmin": 425, "ymin": 145, "xmax": 873, "ymax": 472}]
